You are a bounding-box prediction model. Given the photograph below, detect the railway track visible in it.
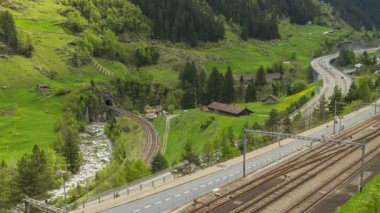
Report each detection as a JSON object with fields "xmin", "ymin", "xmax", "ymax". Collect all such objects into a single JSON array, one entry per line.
[
  {"xmin": 108, "ymin": 106, "xmax": 160, "ymax": 163},
  {"xmin": 284, "ymin": 145, "xmax": 380, "ymax": 213},
  {"xmin": 191, "ymin": 115, "xmax": 380, "ymax": 213}
]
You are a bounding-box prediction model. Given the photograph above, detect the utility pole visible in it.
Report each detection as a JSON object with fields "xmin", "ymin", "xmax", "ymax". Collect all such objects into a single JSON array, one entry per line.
[
  {"xmin": 359, "ymin": 142, "xmax": 366, "ymax": 192},
  {"xmin": 338, "ymin": 116, "xmax": 342, "ymax": 136},
  {"xmin": 243, "ymin": 128, "xmax": 247, "ymax": 178},
  {"xmin": 244, "ymin": 130, "xmax": 367, "ymax": 192},
  {"xmin": 375, "ymin": 102, "xmax": 377, "ymax": 115},
  {"xmin": 333, "ymin": 101, "xmax": 337, "ymax": 134},
  {"xmin": 56, "ymin": 170, "xmax": 68, "ymax": 213}
]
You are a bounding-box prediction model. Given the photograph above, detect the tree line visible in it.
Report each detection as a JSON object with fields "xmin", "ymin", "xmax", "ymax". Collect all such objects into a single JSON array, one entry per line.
[
  {"xmin": 207, "ymin": 0, "xmax": 319, "ymax": 40},
  {"xmin": 325, "ymin": 0, "xmax": 380, "ymax": 31},
  {"xmin": 131, "ymin": 0, "xmax": 225, "ymax": 46}
]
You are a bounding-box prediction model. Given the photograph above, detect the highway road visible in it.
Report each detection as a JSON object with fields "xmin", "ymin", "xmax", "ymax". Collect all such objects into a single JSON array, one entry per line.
[
  {"xmin": 101, "ymin": 49, "xmax": 380, "ymax": 213},
  {"xmin": 294, "ymin": 47, "xmax": 380, "ymax": 117}
]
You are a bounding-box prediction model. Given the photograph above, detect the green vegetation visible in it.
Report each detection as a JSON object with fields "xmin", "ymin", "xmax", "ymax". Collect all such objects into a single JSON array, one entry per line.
[
  {"xmin": 0, "ymin": 145, "xmax": 66, "ymax": 210},
  {"xmin": 160, "ymin": 84, "xmax": 316, "ymax": 164},
  {"xmin": 151, "ymin": 152, "xmax": 168, "ymax": 173},
  {"xmin": 338, "ymin": 174, "xmax": 380, "ymax": 213},
  {"xmin": 106, "ymin": 117, "xmax": 144, "ymax": 161},
  {"xmin": 336, "ymin": 49, "xmax": 356, "ymax": 67}
]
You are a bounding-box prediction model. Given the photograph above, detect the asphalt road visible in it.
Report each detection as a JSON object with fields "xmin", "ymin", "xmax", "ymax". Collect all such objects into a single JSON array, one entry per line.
[{"xmin": 295, "ymin": 47, "xmax": 380, "ymax": 117}]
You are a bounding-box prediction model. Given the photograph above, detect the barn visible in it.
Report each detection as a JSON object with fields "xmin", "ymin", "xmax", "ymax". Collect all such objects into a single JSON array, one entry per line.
[
  {"xmin": 262, "ymin": 95, "xmax": 278, "ymax": 104},
  {"xmin": 207, "ymin": 102, "xmax": 253, "ymax": 117}
]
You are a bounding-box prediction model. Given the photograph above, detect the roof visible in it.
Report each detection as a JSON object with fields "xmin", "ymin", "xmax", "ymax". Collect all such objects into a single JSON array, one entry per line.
[
  {"xmin": 262, "ymin": 95, "xmax": 278, "ymax": 102},
  {"xmin": 145, "ymin": 108, "xmax": 157, "ymax": 114},
  {"xmin": 208, "ymin": 102, "xmax": 250, "ymax": 115},
  {"xmin": 265, "ymin": 73, "xmax": 282, "ymax": 81},
  {"xmin": 236, "ymin": 73, "xmax": 255, "ymax": 82},
  {"xmin": 37, "ymin": 84, "xmax": 49, "ymax": 88}
]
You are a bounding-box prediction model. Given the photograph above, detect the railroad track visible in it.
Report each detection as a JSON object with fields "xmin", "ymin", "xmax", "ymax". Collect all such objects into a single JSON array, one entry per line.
[
  {"xmin": 108, "ymin": 106, "xmax": 160, "ymax": 163},
  {"xmin": 284, "ymin": 145, "xmax": 380, "ymax": 213},
  {"xmin": 191, "ymin": 115, "xmax": 380, "ymax": 213}
]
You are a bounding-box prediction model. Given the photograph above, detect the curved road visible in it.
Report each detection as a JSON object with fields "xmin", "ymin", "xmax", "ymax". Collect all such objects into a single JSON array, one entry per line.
[
  {"xmin": 294, "ymin": 46, "xmax": 380, "ymax": 117},
  {"xmin": 108, "ymin": 106, "xmax": 160, "ymax": 162},
  {"xmin": 76, "ymin": 47, "xmax": 380, "ymax": 213}
]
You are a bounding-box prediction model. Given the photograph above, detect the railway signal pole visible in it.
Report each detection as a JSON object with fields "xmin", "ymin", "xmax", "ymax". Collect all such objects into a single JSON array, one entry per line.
[
  {"xmin": 243, "ymin": 128, "xmax": 247, "ymax": 178},
  {"xmin": 333, "ymin": 101, "xmax": 337, "ymax": 134},
  {"xmin": 242, "ymin": 130, "xmax": 367, "ymax": 192},
  {"xmin": 359, "ymin": 142, "xmax": 366, "ymax": 192}
]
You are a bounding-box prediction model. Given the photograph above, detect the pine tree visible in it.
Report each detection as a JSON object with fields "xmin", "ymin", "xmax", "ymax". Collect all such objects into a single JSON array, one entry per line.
[
  {"xmin": 57, "ymin": 123, "xmax": 81, "ymax": 173},
  {"xmin": 181, "ymin": 83, "xmax": 196, "ymax": 109},
  {"xmin": 266, "ymin": 109, "xmax": 280, "ymax": 131},
  {"xmin": 245, "ymin": 80, "xmax": 257, "ymax": 102},
  {"xmin": 182, "ymin": 141, "xmax": 200, "ymax": 166},
  {"xmin": 328, "ymin": 86, "xmax": 343, "ymax": 114},
  {"xmin": 283, "ymin": 115, "xmax": 292, "ymax": 133},
  {"xmin": 197, "ymin": 68, "xmax": 208, "ymax": 104},
  {"xmin": 255, "ymin": 65, "xmax": 267, "ymax": 86},
  {"xmin": 221, "ymin": 66, "xmax": 235, "ymax": 103},
  {"xmin": 0, "ymin": 11, "xmax": 18, "ymax": 50},
  {"xmin": 16, "ymin": 145, "xmax": 52, "ymax": 199},
  {"xmin": 207, "ymin": 67, "xmax": 223, "ymax": 102},
  {"xmin": 202, "ymin": 141, "xmax": 214, "ymax": 166},
  {"xmin": 316, "ymin": 95, "xmax": 327, "ymax": 120},
  {"xmin": 151, "ymin": 152, "xmax": 168, "ymax": 173}
]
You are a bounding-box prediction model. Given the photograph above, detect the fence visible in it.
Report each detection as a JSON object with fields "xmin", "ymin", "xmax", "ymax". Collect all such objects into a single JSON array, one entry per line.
[{"xmin": 69, "ymin": 161, "xmax": 187, "ymax": 210}]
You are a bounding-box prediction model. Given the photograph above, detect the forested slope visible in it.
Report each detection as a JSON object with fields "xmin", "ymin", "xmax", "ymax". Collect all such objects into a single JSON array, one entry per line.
[{"xmin": 326, "ymin": 0, "xmax": 380, "ymax": 30}]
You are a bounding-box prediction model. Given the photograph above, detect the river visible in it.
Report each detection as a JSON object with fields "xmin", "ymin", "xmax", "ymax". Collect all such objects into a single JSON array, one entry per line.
[{"xmin": 50, "ymin": 123, "xmax": 112, "ymax": 198}]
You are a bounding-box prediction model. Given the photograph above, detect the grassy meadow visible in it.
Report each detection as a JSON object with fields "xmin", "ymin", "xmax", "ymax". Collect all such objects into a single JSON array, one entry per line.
[
  {"xmin": 158, "ymin": 84, "xmax": 316, "ymax": 164},
  {"xmin": 0, "ymin": 0, "xmax": 112, "ymax": 162},
  {"xmin": 338, "ymin": 174, "xmax": 380, "ymax": 213}
]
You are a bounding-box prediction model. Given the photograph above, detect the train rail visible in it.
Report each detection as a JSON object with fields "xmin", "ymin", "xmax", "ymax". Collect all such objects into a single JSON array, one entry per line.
[
  {"xmin": 191, "ymin": 115, "xmax": 380, "ymax": 213},
  {"xmin": 108, "ymin": 106, "xmax": 160, "ymax": 163}
]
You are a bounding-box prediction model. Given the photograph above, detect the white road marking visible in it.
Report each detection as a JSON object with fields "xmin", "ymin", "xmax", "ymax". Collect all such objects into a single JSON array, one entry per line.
[
  {"xmin": 216, "ymin": 178, "xmax": 220, "ymax": 182},
  {"xmin": 175, "ymin": 194, "xmax": 181, "ymax": 198},
  {"xmin": 208, "ymin": 181, "xmax": 213, "ymax": 185},
  {"xmin": 133, "ymin": 209, "xmax": 141, "ymax": 213},
  {"xmin": 192, "ymin": 188, "xmax": 198, "ymax": 191},
  {"xmin": 184, "ymin": 191, "xmax": 190, "ymax": 194},
  {"xmin": 229, "ymin": 174, "xmax": 234, "ymax": 177},
  {"xmin": 222, "ymin": 176, "xmax": 227, "ymax": 179},
  {"xmin": 155, "ymin": 201, "xmax": 161, "ymax": 205},
  {"xmin": 201, "ymin": 184, "xmax": 206, "ymax": 188},
  {"xmin": 144, "ymin": 205, "xmax": 151, "ymax": 209},
  {"xmin": 166, "ymin": 197, "xmax": 172, "ymax": 201}
]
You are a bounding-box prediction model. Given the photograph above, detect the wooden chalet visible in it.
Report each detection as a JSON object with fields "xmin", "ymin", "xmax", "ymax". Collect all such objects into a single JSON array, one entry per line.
[
  {"xmin": 265, "ymin": 73, "xmax": 282, "ymax": 82},
  {"xmin": 207, "ymin": 102, "xmax": 253, "ymax": 117},
  {"xmin": 262, "ymin": 95, "xmax": 278, "ymax": 104},
  {"xmin": 36, "ymin": 84, "xmax": 50, "ymax": 91}
]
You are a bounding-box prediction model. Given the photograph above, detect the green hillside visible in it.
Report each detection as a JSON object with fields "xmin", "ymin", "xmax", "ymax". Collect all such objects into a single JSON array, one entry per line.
[{"xmin": 0, "ymin": 0, "xmax": 362, "ymax": 163}]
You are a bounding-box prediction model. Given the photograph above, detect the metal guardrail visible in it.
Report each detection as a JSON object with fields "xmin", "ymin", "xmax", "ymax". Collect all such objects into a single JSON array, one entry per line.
[
  {"xmin": 69, "ymin": 161, "xmax": 187, "ymax": 210},
  {"xmin": 23, "ymin": 198, "xmax": 65, "ymax": 213}
]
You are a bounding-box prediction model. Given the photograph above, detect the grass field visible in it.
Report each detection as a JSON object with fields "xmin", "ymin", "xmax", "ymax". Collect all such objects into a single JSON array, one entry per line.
[
  {"xmin": 146, "ymin": 21, "xmax": 352, "ymax": 83},
  {"xmin": 338, "ymin": 174, "xmax": 380, "ymax": 213},
  {"xmin": 114, "ymin": 117, "xmax": 144, "ymax": 160},
  {"xmin": 158, "ymin": 84, "xmax": 316, "ymax": 164},
  {"xmin": 0, "ymin": 0, "xmax": 113, "ymax": 162}
]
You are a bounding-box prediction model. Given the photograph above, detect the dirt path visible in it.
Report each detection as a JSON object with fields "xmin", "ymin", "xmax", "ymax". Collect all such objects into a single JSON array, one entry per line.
[{"xmin": 161, "ymin": 115, "xmax": 178, "ymax": 154}]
